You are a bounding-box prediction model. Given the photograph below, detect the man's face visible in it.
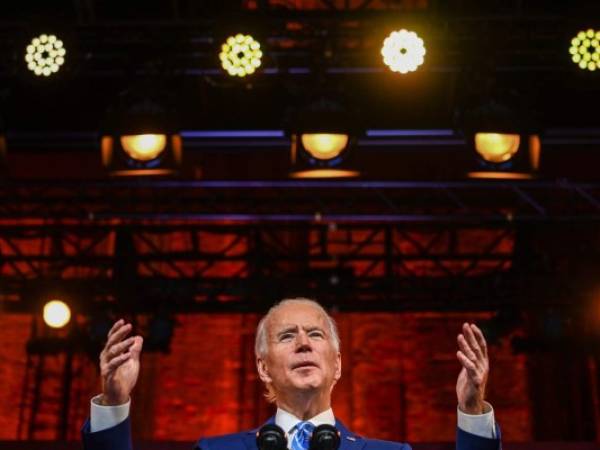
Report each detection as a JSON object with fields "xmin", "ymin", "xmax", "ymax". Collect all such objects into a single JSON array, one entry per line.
[{"xmin": 257, "ymin": 302, "xmax": 341, "ymax": 399}]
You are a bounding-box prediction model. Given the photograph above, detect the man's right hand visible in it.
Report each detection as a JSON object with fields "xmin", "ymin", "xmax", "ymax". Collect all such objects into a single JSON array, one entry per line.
[{"xmin": 98, "ymin": 319, "xmax": 143, "ymax": 406}]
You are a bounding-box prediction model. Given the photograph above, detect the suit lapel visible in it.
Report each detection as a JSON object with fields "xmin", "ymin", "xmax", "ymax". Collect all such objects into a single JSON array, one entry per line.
[
  {"xmin": 244, "ymin": 416, "xmax": 365, "ymax": 450},
  {"xmin": 243, "ymin": 416, "xmax": 276, "ymax": 450},
  {"xmin": 336, "ymin": 419, "xmax": 366, "ymax": 450}
]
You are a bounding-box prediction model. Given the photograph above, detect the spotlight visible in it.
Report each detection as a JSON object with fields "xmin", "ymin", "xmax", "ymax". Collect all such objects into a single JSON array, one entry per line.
[
  {"xmin": 569, "ymin": 29, "xmax": 600, "ymax": 72},
  {"xmin": 381, "ymin": 29, "xmax": 426, "ymax": 74},
  {"xmin": 24, "ymin": 33, "xmax": 66, "ymax": 77},
  {"xmin": 219, "ymin": 33, "xmax": 263, "ymax": 77},
  {"xmin": 287, "ymin": 99, "xmax": 360, "ymax": 178},
  {"xmin": 102, "ymin": 90, "xmax": 182, "ymax": 176},
  {"xmin": 474, "ymin": 133, "xmax": 521, "ymax": 163},
  {"xmin": 120, "ymin": 134, "xmax": 167, "ymax": 161},
  {"xmin": 462, "ymin": 101, "xmax": 541, "ymax": 179},
  {"xmin": 301, "ymin": 134, "xmax": 349, "ymax": 160},
  {"xmin": 43, "ymin": 299, "xmax": 71, "ymax": 329}
]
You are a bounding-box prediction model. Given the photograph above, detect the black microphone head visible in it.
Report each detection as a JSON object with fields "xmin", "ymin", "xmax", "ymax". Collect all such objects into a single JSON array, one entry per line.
[
  {"xmin": 257, "ymin": 424, "xmax": 288, "ymax": 450},
  {"xmin": 309, "ymin": 424, "xmax": 341, "ymax": 450}
]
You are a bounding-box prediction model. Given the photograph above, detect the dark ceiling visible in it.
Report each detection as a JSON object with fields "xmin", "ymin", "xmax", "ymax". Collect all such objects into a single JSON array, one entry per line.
[{"xmin": 0, "ymin": 0, "xmax": 599, "ymax": 180}]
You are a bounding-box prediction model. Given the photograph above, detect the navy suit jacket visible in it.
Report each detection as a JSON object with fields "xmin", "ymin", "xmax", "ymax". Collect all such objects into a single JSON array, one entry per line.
[{"xmin": 81, "ymin": 415, "xmax": 501, "ymax": 450}]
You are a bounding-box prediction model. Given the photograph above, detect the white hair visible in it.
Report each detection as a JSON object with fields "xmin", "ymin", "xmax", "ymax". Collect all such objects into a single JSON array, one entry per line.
[{"xmin": 254, "ymin": 298, "xmax": 340, "ymax": 358}]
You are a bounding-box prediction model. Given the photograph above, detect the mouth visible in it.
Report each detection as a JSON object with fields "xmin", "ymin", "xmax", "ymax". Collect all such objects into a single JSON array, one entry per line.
[{"xmin": 291, "ymin": 362, "xmax": 319, "ymax": 370}]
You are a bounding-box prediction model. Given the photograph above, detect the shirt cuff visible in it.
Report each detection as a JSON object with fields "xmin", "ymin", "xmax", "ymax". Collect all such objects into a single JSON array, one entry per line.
[
  {"xmin": 90, "ymin": 394, "xmax": 130, "ymax": 433},
  {"xmin": 457, "ymin": 401, "xmax": 496, "ymax": 439}
]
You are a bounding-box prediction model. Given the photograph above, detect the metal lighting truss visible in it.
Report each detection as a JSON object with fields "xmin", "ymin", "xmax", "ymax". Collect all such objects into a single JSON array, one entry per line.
[{"xmin": 1, "ymin": 179, "xmax": 599, "ymax": 312}]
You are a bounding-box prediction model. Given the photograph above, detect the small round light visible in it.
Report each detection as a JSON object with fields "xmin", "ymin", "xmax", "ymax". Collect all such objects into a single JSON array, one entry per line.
[
  {"xmin": 25, "ymin": 33, "xmax": 66, "ymax": 77},
  {"xmin": 43, "ymin": 300, "xmax": 71, "ymax": 329},
  {"xmin": 120, "ymin": 134, "xmax": 167, "ymax": 161},
  {"xmin": 381, "ymin": 29, "xmax": 426, "ymax": 74},
  {"xmin": 219, "ymin": 34, "xmax": 262, "ymax": 77},
  {"xmin": 569, "ymin": 29, "xmax": 600, "ymax": 72}
]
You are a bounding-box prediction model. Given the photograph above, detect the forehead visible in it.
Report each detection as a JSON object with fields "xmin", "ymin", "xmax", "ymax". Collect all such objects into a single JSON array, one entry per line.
[{"xmin": 266, "ymin": 302, "xmax": 328, "ymax": 333}]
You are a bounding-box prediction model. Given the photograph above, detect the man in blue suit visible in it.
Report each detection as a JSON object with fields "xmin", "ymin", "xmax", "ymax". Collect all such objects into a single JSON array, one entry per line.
[{"xmin": 82, "ymin": 298, "xmax": 501, "ymax": 450}]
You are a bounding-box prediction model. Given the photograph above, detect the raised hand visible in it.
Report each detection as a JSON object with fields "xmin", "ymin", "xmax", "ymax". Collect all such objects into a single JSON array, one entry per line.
[
  {"xmin": 456, "ymin": 323, "xmax": 489, "ymax": 414},
  {"xmin": 98, "ymin": 319, "xmax": 143, "ymax": 406}
]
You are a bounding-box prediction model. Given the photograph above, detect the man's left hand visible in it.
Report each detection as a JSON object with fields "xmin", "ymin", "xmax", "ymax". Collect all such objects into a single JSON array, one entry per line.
[{"xmin": 456, "ymin": 322, "xmax": 489, "ymax": 414}]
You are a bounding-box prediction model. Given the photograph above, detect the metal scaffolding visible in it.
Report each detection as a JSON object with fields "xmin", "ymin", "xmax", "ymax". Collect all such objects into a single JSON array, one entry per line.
[{"xmin": 2, "ymin": 179, "xmax": 598, "ymax": 312}]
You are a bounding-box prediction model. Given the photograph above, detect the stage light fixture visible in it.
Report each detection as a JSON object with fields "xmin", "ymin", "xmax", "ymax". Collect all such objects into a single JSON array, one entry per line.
[
  {"xmin": 462, "ymin": 101, "xmax": 541, "ymax": 179},
  {"xmin": 475, "ymin": 133, "xmax": 521, "ymax": 163},
  {"xmin": 219, "ymin": 33, "xmax": 262, "ymax": 77},
  {"xmin": 381, "ymin": 29, "xmax": 426, "ymax": 74},
  {"xmin": 102, "ymin": 90, "xmax": 182, "ymax": 176},
  {"xmin": 25, "ymin": 33, "xmax": 66, "ymax": 77},
  {"xmin": 287, "ymin": 99, "xmax": 360, "ymax": 179},
  {"xmin": 570, "ymin": 29, "xmax": 600, "ymax": 71},
  {"xmin": 43, "ymin": 299, "xmax": 71, "ymax": 329},
  {"xmin": 120, "ymin": 134, "xmax": 167, "ymax": 161},
  {"xmin": 301, "ymin": 133, "xmax": 349, "ymax": 160}
]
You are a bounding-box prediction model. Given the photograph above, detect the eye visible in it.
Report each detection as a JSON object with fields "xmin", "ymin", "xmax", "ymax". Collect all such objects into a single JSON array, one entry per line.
[
  {"xmin": 309, "ymin": 331, "xmax": 324, "ymax": 339},
  {"xmin": 279, "ymin": 333, "xmax": 294, "ymax": 342}
]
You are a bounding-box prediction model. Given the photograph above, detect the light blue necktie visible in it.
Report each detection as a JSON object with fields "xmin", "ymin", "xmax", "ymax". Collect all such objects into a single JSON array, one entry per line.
[{"xmin": 291, "ymin": 421, "xmax": 315, "ymax": 450}]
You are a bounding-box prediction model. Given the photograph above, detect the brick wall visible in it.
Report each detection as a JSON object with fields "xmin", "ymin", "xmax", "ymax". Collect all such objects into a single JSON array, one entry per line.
[{"xmin": 0, "ymin": 311, "xmax": 533, "ymax": 442}]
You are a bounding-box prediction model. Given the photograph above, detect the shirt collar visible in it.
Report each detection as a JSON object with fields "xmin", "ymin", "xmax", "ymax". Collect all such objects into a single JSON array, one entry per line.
[{"xmin": 275, "ymin": 407, "xmax": 335, "ymax": 435}]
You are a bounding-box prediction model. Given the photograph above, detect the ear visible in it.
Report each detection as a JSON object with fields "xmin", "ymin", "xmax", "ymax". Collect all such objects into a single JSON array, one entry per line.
[
  {"xmin": 256, "ymin": 356, "xmax": 272, "ymax": 384},
  {"xmin": 334, "ymin": 352, "xmax": 342, "ymax": 382}
]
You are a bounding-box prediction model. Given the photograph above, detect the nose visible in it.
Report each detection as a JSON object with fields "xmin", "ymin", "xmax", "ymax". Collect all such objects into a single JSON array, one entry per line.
[{"xmin": 294, "ymin": 330, "xmax": 312, "ymax": 352}]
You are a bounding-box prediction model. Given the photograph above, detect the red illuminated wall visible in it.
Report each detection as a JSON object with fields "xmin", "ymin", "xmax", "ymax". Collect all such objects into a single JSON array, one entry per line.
[
  {"xmin": 0, "ymin": 311, "xmax": 532, "ymax": 442},
  {"xmin": 1, "ymin": 225, "xmax": 596, "ymax": 443}
]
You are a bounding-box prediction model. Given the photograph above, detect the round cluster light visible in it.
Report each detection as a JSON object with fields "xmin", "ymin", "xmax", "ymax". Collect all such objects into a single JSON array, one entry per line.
[
  {"xmin": 219, "ymin": 34, "xmax": 262, "ymax": 77},
  {"xmin": 25, "ymin": 33, "xmax": 66, "ymax": 77},
  {"xmin": 381, "ymin": 29, "xmax": 426, "ymax": 74},
  {"xmin": 569, "ymin": 29, "xmax": 600, "ymax": 71}
]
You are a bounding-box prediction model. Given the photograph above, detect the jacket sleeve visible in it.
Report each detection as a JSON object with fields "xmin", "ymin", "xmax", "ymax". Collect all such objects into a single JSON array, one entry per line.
[
  {"xmin": 81, "ymin": 416, "xmax": 133, "ymax": 450},
  {"xmin": 456, "ymin": 423, "xmax": 502, "ymax": 450}
]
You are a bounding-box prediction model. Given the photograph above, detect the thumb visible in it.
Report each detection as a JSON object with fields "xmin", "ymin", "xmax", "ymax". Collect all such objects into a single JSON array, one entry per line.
[{"xmin": 130, "ymin": 336, "xmax": 144, "ymax": 360}]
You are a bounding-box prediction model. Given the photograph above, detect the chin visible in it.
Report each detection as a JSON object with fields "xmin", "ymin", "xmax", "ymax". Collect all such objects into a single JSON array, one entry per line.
[{"xmin": 290, "ymin": 375, "xmax": 323, "ymax": 390}]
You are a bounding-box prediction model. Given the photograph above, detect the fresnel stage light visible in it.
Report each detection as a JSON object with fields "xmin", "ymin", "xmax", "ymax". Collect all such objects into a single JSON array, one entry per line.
[
  {"xmin": 101, "ymin": 90, "xmax": 182, "ymax": 176},
  {"xmin": 287, "ymin": 99, "xmax": 360, "ymax": 179}
]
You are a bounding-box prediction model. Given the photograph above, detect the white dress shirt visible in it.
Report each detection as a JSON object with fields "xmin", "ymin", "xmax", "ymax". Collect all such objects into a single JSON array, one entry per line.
[
  {"xmin": 90, "ymin": 398, "xmax": 496, "ymax": 440},
  {"xmin": 276, "ymin": 407, "xmax": 336, "ymax": 446}
]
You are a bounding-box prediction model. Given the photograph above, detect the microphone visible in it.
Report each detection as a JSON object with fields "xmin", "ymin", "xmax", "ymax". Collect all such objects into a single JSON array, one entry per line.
[
  {"xmin": 256, "ymin": 424, "xmax": 288, "ymax": 450},
  {"xmin": 309, "ymin": 424, "xmax": 341, "ymax": 450}
]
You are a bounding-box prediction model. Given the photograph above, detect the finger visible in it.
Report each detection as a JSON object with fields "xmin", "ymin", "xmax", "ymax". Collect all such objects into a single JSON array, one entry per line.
[
  {"xmin": 471, "ymin": 324, "xmax": 488, "ymax": 358},
  {"xmin": 456, "ymin": 351, "xmax": 477, "ymax": 376},
  {"xmin": 129, "ymin": 336, "xmax": 143, "ymax": 359},
  {"xmin": 104, "ymin": 352, "xmax": 132, "ymax": 373},
  {"xmin": 107, "ymin": 319, "xmax": 124, "ymax": 338},
  {"xmin": 463, "ymin": 323, "xmax": 482, "ymax": 357},
  {"xmin": 100, "ymin": 324, "xmax": 132, "ymax": 364},
  {"xmin": 105, "ymin": 322, "xmax": 132, "ymax": 349},
  {"xmin": 106, "ymin": 336, "xmax": 136, "ymax": 358},
  {"xmin": 457, "ymin": 333, "xmax": 477, "ymax": 362},
  {"xmin": 463, "ymin": 323, "xmax": 484, "ymax": 360}
]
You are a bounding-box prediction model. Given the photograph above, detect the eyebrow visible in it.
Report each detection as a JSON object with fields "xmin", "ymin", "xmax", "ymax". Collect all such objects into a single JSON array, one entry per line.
[
  {"xmin": 276, "ymin": 326, "xmax": 298, "ymax": 338},
  {"xmin": 275, "ymin": 325, "xmax": 326, "ymax": 338},
  {"xmin": 305, "ymin": 326, "xmax": 325, "ymax": 333}
]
